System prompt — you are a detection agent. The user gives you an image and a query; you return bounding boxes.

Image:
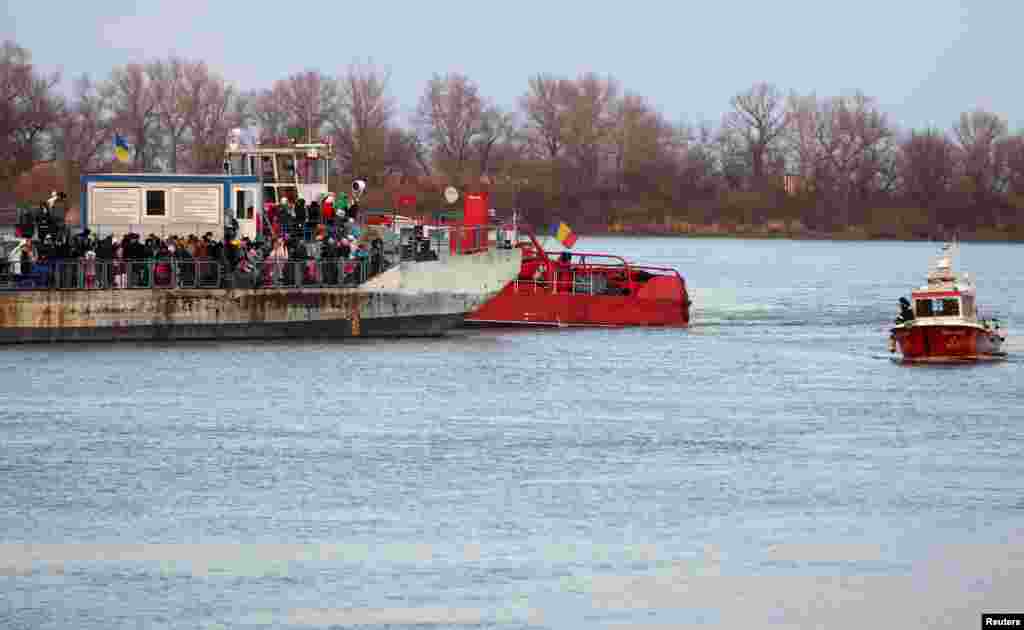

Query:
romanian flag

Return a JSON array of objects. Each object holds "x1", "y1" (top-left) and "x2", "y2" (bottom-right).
[
  {"x1": 114, "y1": 134, "x2": 130, "y2": 163},
  {"x1": 552, "y1": 221, "x2": 578, "y2": 248}
]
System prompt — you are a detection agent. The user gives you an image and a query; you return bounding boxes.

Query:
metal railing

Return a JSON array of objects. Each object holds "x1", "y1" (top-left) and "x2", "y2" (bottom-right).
[
  {"x1": 0, "y1": 258, "x2": 371, "y2": 291},
  {"x1": 0, "y1": 223, "x2": 504, "y2": 290},
  {"x1": 79, "y1": 224, "x2": 225, "y2": 241},
  {"x1": 71, "y1": 222, "x2": 501, "y2": 257},
  {"x1": 511, "y1": 273, "x2": 606, "y2": 296},
  {"x1": 395, "y1": 224, "x2": 501, "y2": 261},
  {"x1": 511, "y1": 262, "x2": 684, "y2": 298}
]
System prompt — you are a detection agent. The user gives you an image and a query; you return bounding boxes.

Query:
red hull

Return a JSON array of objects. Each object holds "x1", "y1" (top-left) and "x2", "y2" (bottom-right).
[
  {"x1": 468, "y1": 278, "x2": 689, "y2": 327},
  {"x1": 465, "y1": 224, "x2": 689, "y2": 327},
  {"x1": 891, "y1": 324, "x2": 1003, "y2": 360}
]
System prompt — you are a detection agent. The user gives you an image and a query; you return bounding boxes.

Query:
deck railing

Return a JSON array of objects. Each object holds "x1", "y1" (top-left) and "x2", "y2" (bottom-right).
[
  {"x1": 0, "y1": 223, "x2": 506, "y2": 291},
  {"x1": 0, "y1": 258, "x2": 372, "y2": 291},
  {"x1": 511, "y1": 262, "x2": 684, "y2": 297},
  {"x1": 395, "y1": 224, "x2": 504, "y2": 261}
]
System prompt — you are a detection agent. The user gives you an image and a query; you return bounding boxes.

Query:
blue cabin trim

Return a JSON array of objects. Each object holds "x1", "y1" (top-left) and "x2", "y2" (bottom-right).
[{"x1": 80, "y1": 174, "x2": 260, "y2": 225}]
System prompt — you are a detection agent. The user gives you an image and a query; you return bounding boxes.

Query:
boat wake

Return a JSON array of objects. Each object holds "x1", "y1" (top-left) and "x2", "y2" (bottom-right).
[
  {"x1": 693, "y1": 305, "x2": 891, "y2": 329},
  {"x1": 998, "y1": 337, "x2": 1024, "y2": 354},
  {"x1": 691, "y1": 287, "x2": 895, "y2": 329}
]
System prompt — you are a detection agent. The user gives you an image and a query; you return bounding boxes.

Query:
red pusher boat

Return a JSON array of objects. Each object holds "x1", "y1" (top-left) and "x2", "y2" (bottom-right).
[
  {"x1": 889, "y1": 241, "x2": 1007, "y2": 363},
  {"x1": 465, "y1": 221, "x2": 690, "y2": 327}
]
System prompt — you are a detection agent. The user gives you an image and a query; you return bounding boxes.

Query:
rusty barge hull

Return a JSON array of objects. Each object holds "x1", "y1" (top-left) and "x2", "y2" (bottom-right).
[
  {"x1": 0, "y1": 287, "x2": 478, "y2": 343},
  {"x1": 0, "y1": 235, "x2": 522, "y2": 344}
]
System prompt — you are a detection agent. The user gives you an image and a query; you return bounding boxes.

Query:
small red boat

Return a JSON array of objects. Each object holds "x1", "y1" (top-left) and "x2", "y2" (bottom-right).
[
  {"x1": 889, "y1": 242, "x2": 1006, "y2": 362},
  {"x1": 466, "y1": 224, "x2": 690, "y2": 327}
]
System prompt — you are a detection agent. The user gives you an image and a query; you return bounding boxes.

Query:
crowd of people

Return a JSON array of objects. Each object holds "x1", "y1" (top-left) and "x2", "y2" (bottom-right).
[
  {"x1": 2, "y1": 194, "x2": 393, "y2": 290},
  {"x1": 254, "y1": 193, "x2": 359, "y2": 243}
]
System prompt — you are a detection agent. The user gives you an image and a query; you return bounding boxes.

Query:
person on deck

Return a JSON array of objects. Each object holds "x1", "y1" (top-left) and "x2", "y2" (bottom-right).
[
  {"x1": 113, "y1": 240, "x2": 127, "y2": 288},
  {"x1": 555, "y1": 251, "x2": 573, "y2": 292},
  {"x1": 896, "y1": 297, "x2": 915, "y2": 324},
  {"x1": 279, "y1": 197, "x2": 295, "y2": 237},
  {"x1": 321, "y1": 194, "x2": 336, "y2": 238},
  {"x1": 295, "y1": 198, "x2": 309, "y2": 240},
  {"x1": 307, "y1": 200, "x2": 321, "y2": 231},
  {"x1": 82, "y1": 249, "x2": 98, "y2": 289},
  {"x1": 337, "y1": 192, "x2": 350, "y2": 222},
  {"x1": 347, "y1": 242, "x2": 366, "y2": 284},
  {"x1": 268, "y1": 237, "x2": 289, "y2": 285}
]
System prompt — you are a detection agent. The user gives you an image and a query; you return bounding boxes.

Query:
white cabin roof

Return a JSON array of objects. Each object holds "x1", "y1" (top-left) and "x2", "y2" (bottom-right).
[{"x1": 914, "y1": 242, "x2": 975, "y2": 295}]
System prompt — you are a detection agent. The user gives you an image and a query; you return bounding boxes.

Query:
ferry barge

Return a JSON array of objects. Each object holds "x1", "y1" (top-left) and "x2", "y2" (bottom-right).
[
  {"x1": 889, "y1": 242, "x2": 1006, "y2": 362},
  {"x1": 0, "y1": 243, "x2": 519, "y2": 343},
  {"x1": 0, "y1": 143, "x2": 520, "y2": 343}
]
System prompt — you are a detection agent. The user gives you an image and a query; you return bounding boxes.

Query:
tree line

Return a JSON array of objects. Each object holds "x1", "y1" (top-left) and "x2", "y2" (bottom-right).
[{"x1": 3, "y1": 39, "x2": 1023, "y2": 238}]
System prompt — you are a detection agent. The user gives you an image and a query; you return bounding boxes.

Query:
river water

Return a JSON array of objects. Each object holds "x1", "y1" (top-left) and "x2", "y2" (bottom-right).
[{"x1": 2, "y1": 237, "x2": 1023, "y2": 629}]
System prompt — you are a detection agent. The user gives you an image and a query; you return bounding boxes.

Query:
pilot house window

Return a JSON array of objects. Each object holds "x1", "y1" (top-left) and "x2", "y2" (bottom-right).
[
  {"x1": 939, "y1": 298, "x2": 960, "y2": 316},
  {"x1": 915, "y1": 297, "x2": 960, "y2": 318}
]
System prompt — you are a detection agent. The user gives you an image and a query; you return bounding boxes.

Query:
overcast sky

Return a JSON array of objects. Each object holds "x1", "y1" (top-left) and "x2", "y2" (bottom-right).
[{"x1": 2, "y1": 0, "x2": 1019, "y2": 132}]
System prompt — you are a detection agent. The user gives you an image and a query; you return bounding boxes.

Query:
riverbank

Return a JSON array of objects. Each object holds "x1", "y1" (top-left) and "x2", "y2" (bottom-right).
[{"x1": 604, "y1": 221, "x2": 1024, "y2": 242}]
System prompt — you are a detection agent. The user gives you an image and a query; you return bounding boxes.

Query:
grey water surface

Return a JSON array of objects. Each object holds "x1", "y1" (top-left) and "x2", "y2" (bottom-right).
[{"x1": 2, "y1": 237, "x2": 1023, "y2": 629}]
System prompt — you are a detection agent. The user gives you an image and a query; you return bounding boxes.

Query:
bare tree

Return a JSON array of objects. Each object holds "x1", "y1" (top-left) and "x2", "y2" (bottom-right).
[
  {"x1": 996, "y1": 133, "x2": 1024, "y2": 195},
  {"x1": 408, "y1": 131, "x2": 433, "y2": 177},
  {"x1": 148, "y1": 58, "x2": 192, "y2": 172},
  {"x1": 561, "y1": 73, "x2": 619, "y2": 188},
  {"x1": 54, "y1": 74, "x2": 113, "y2": 172},
  {"x1": 678, "y1": 120, "x2": 720, "y2": 197},
  {"x1": 715, "y1": 125, "x2": 748, "y2": 192},
  {"x1": 783, "y1": 91, "x2": 819, "y2": 184},
  {"x1": 611, "y1": 92, "x2": 681, "y2": 193},
  {"x1": 611, "y1": 93, "x2": 648, "y2": 189},
  {"x1": 381, "y1": 127, "x2": 427, "y2": 176},
  {"x1": 181, "y1": 62, "x2": 239, "y2": 172},
  {"x1": 103, "y1": 63, "x2": 160, "y2": 170},
  {"x1": 415, "y1": 72, "x2": 485, "y2": 178},
  {"x1": 519, "y1": 73, "x2": 572, "y2": 160},
  {"x1": 861, "y1": 132, "x2": 900, "y2": 197},
  {"x1": 898, "y1": 128, "x2": 957, "y2": 216},
  {"x1": 953, "y1": 109, "x2": 1008, "y2": 198},
  {"x1": 724, "y1": 82, "x2": 787, "y2": 186},
  {"x1": 785, "y1": 91, "x2": 893, "y2": 226},
  {"x1": 333, "y1": 61, "x2": 394, "y2": 177},
  {"x1": 248, "y1": 87, "x2": 288, "y2": 142},
  {"x1": 269, "y1": 70, "x2": 340, "y2": 144},
  {"x1": 0, "y1": 41, "x2": 62, "y2": 185},
  {"x1": 474, "y1": 106, "x2": 516, "y2": 178}
]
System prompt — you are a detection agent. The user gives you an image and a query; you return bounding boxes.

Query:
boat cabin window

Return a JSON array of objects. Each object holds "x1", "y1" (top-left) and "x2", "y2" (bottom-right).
[
  {"x1": 227, "y1": 155, "x2": 248, "y2": 175},
  {"x1": 261, "y1": 156, "x2": 275, "y2": 181},
  {"x1": 961, "y1": 295, "x2": 976, "y2": 318},
  {"x1": 915, "y1": 297, "x2": 960, "y2": 318},
  {"x1": 145, "y1": 190, "x2": 166, "y2": 217},
  {"x1": 297, "y1": 157, "x2": 326, "y2": 185},
  {"x1": 235, "y1": 190, "x2": 255, "y2": 219}
]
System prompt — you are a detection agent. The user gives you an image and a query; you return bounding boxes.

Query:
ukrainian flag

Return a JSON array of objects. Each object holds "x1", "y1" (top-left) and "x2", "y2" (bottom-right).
[
  {"x1": 552, "y1": 220, "x2": 578, "y2": 248},
  {"x1": 114, "y1": 134, "x2": 130, "y2": 163}
]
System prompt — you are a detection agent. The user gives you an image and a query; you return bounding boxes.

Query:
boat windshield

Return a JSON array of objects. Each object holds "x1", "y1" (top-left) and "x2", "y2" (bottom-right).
[
  {"x1": 915, "y1": 297, "x2": 960, "y2": 318},
  {"x1": 962, "y1": 294, "x2": 976, "y2": 318}
]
